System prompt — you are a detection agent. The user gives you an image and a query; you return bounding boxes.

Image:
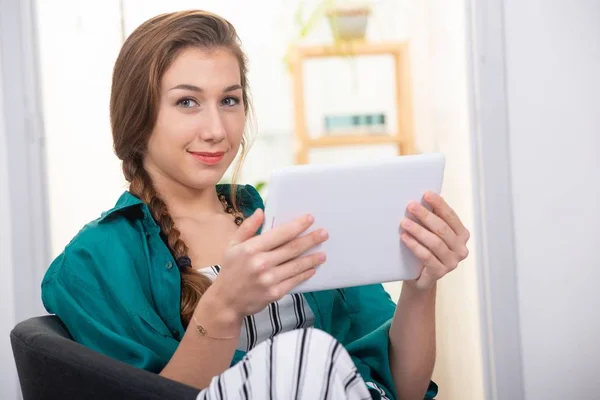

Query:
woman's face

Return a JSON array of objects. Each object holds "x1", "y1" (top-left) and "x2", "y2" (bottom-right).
[{"x1": 144, "y1": 47, "x2": 245, "y2": 192}]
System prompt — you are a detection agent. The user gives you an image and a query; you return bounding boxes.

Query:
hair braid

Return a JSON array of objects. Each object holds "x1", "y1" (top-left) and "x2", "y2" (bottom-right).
[{"x1": 125, "y1": 159, "x2": 212, "y2": 327}]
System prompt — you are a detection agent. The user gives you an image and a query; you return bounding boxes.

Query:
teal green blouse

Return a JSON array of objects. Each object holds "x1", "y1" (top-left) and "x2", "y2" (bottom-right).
[{"x1": 41, "y1": 184, "x2": 437, "y2": 400}]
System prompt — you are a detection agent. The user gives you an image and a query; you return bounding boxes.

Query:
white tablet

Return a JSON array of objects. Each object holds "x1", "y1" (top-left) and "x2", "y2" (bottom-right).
[{"x1": 261, "y1": 153, "x2": 446, "y2": 293}]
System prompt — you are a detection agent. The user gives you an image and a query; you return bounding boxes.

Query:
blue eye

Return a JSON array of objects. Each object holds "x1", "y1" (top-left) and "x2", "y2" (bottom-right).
[
  {"x1": 222, "y1": 96, "x2": 240, "y2": 107},
  {"x1": 177, "y1": 98, "x2": 198, "y2": 108}
]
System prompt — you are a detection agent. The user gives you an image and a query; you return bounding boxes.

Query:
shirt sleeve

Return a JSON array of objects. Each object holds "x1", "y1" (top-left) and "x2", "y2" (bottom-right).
[
  {"x1": 41, "y1": 251, "x2": 179, "y2": 373},
  {"x1": 341, "y1": 284, "x2": 439, "y2": 400}
]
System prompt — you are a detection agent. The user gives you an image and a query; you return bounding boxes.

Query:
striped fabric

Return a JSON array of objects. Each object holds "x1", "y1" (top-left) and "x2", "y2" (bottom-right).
[
  {"x1": 198, "y1": 266, "x2": 391, "y2": 399},
  {"x1": 196, "y1": 328, "x2": 376, "y2": 400},
  {"x1": 199, "y1": 265, "x2": 315, "y2": 352}
]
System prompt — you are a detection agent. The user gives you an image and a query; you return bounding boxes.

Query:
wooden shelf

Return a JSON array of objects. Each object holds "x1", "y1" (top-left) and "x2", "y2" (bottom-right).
[
  {"x1": 293, "y1": 41, "x2": 408, "y2": 59},
  {"x1": 289, "y1": 41, "x2": 415, "y2": 164},
  {"x1": 307, "y1": 134, "x2": 404, "y2": 148}
]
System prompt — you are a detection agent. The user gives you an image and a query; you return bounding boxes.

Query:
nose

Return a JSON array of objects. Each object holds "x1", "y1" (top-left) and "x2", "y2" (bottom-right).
[{"x1": 199, "y1": 105, "x2": 226, "y2": 143}]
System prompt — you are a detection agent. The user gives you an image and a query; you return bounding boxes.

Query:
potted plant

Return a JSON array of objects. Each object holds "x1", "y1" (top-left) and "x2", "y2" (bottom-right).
[
  {"x1": 283, "y1": 0, "x2": 373, "y2": 68},
  {"x1": 326, "y1": 2, "x2": 372, "y2": 42}
]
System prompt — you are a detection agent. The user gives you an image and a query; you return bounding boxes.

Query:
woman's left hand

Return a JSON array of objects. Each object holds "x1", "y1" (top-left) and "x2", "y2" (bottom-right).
[{"x1": 400, "y1": 191, "x2": 470, "y2": 291}]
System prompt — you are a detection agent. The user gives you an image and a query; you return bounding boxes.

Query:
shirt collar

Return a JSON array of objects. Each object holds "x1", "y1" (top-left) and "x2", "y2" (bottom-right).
[
  {"x1": 97, "y1": 184, "x2": 238, "y2": 224},
  {"x1": 97, "y1": 190, "x2": 149, "y2": 223}
]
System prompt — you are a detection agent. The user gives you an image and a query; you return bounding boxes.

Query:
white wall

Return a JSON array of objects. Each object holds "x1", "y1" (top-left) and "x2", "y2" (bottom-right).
[
  {"x1": 0, "y1": 39, "x2": 20, "y2": 400},
  {"x1": 35, "y1": 0, "x2": 127, "y2": 256},
  {"x1": 503, "y1": 1, "x2": 600, "y2": 399},
  {"x1": 1, "y1": 0, "x2": 49, "y2": 397},
  {"x1": 425, "y1": 1, "x2": 484, "y2": 398}
]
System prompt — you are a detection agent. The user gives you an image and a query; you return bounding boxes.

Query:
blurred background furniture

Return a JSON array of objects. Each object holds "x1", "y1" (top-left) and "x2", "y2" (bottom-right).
[{"x1": 288, "y1": 41, "x2": 416, "y2": 164}]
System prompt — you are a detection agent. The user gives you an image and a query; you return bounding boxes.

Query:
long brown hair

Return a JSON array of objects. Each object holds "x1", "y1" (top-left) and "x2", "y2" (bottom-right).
[{"x1": 110, "y1": 10, "x2": 252, "y2": 327}]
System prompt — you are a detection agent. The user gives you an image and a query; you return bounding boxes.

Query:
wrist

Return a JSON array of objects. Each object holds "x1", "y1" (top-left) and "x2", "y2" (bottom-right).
[
  {"x1": 194, "y1": 288, "x2": 243, "y2": 337},
  {"x1": 401, "y1": 281, "x2": 437, "y2": 304}
]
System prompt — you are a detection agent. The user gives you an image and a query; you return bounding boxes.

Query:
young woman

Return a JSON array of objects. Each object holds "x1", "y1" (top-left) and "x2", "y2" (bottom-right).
[{"x1": 41, "y1": 10, "x2": 469, "y2": 400}]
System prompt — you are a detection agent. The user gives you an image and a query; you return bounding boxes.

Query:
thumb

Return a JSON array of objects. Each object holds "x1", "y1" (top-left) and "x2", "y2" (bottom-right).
[{"x1": 230, "y1": 208, "x2": 264, "y2": 246}]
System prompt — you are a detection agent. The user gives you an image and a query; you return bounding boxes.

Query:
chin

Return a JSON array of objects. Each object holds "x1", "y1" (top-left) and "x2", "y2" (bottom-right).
[{"x1": 185, "y1": 171, "x2": 226, "y2": 190}]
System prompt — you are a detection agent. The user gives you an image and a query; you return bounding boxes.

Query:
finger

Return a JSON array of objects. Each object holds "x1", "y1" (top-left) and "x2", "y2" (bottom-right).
[
  {"x1": 272, "y1": 266, "x2": 318, "y2": 300},
  {"x1": 248, "y1": 213, "x2": 316, "y2": 252},
  {"x1": 424, "y1": 192, "x2": 470, "y2": 240},
  {"x1": 401, "y1": 218, "x2": 456, "y2": 267},
  {"x1": 266, "y1": 228, "x2": 328, "y2": 266},
  {"x1": 407, "y1": 201, "x2": 462, "y2": 251},
  {"x1": 402, "y1": 232, "x2": 451, "y2": 276},
  {"x1": 229, "y1": 208, "x2": 265, "y2": 247},
  {"x1": 271, "y1": 251, "x2": 326, "y2": 284}
]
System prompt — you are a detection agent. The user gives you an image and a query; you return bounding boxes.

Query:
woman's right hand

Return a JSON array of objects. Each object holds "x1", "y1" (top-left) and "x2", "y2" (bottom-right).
[{"x1": 203, "y1": 208, "x2": 327, "y2": 321}]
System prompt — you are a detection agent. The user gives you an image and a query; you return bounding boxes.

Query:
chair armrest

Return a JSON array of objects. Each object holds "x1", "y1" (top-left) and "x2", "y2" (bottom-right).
[{"x1": 10, "y1": 316, "x2": 200, "y2": 400}]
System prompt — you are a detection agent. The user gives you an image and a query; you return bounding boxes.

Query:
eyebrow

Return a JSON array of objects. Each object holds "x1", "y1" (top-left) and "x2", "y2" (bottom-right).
[{"x1": 168, "y1": 84, "x2": 243, "y2": 93}]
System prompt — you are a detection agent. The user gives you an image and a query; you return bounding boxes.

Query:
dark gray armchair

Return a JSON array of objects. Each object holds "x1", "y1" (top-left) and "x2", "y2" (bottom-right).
[{"x1": 10, "y1": 315, "x2": 200, "y2": 400}]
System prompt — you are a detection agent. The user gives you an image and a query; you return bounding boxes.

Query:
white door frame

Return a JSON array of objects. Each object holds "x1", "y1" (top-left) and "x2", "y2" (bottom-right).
[
  {"x1": 466, "y1": 0, "x2": 526, "y2": 399},
  {"x1": 1, "y1": 0, "x2": 49, "y2": 398},
  {"x1": 0, "y1": 0, "x2": 50, "y2": 321}
]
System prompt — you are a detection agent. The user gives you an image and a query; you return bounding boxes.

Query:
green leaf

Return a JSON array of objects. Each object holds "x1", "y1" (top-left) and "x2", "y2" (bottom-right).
[{"x1": 254, "y1": 181, "x2": 267, "y2": 193}]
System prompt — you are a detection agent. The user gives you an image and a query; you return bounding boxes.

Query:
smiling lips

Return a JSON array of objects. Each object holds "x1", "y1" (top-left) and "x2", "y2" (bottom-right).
[{"x1": 189, "y1": 151, "x2": 225, "y2": 165}]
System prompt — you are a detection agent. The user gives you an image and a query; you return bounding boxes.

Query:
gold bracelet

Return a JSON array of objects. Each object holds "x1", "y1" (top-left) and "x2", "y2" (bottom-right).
[{"x1": 192, "y1": 314, "x2": 236, "y2": 340}]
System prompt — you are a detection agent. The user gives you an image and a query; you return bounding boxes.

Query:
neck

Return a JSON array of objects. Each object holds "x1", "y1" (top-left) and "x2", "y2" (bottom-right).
[{"x1": 144, "y1": 164, "x2": 223, "y2": 219}]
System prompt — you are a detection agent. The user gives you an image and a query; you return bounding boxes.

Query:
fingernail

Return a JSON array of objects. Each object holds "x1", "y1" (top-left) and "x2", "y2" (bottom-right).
[
  {"x1": 408, "y1": 203, "x2": 419, "y2": 213},
  {"x1": 319, "y1": 253, "x2": 327, "y2": 262},
  {"x1": 402, "y1": 218, "x2": 413, "y2": 228},
  {"x1": 320, "y1": 229, "x2": 329, "y2": 239},
  {"x1": 306, "y1": 214, "x2": 314, "y2": 223}
]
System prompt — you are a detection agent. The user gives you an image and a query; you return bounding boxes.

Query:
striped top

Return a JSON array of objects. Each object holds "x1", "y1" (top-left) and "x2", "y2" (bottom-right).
[{"x1": 198, "y1": 265, "x2": 315, "y2": 352}]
